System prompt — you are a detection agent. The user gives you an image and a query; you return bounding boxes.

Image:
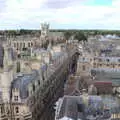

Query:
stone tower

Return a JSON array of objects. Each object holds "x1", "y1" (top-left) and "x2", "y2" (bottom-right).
[
  {"x1": 40, "y1": 22, "x2": 49, "y2": 47},
  {"x1": 40, "y1": 22, "x2": 49, "y2": 38},
  {"x1": 0, "y1": 45, "x2": 14, "y2": 102},
  {"x1": 3, "y1": 45, "x2": 13, "y2": 70},
  {"x1": 76, "y1": 53, "x2": 92, "y2": 76}
]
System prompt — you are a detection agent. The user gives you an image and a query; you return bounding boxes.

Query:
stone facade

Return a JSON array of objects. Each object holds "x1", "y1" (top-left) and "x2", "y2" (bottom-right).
[{"x1": 0, "y1": 39, "x2": 78, "y2": 120}]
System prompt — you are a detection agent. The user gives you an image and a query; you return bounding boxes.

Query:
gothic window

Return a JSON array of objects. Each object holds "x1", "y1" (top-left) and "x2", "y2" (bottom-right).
[
  {"x1": 16, "y1": 62, "x2": 20, "y2": 73},
  {"x1": 31, "y1": 42, "x2": 33, "y2": 46},
  {"x1": 33, "y1": 84, "x2": 35, "y2": 92},
  {"x1": 14, "y1": 96, "x2": 18, "y2": 101},
  {"x1": 99, "y1": 59, "x2": 102, "y2": 62},
  {"x1": 23, "y1": 43, "x2": 25, "y2": 48},
  {"x1": 17, "y1": 43, "x2": 19, "y2": 48},
  {"x1": 14, "y1": 43, "x2": 16, "y2": 47},
  {"x1": 15, "y1": 106, "x2": 19, "y2": 113},
  {"x1": 28, "y1": 42, "x2": 31, "y2": 47},
  {"x1": 1, "y1": 106, "x2": 4, "y2": 114},
  {"x1": 82, "y1": 65, "x2": 86, "y2": 71},
  {"x1": 106, "y1": 59, "x2": 110, "y2": 62},
  {"x1": 20, "y1": 42, "x2": 22, "y2": 48},
  {"x1": 38, "y1": 80, "x2": 40, "y2": 85}
]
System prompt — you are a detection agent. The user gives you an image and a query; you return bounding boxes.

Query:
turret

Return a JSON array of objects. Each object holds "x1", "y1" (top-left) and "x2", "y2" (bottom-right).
[{"x1": 3, "y1": 45, "x2": 13, "y2": 71}]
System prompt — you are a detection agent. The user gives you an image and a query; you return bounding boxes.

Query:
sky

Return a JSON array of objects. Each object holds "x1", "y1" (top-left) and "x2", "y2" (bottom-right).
[{"x1": 0, "y1": 0, "x2": 120, "y2": 30}]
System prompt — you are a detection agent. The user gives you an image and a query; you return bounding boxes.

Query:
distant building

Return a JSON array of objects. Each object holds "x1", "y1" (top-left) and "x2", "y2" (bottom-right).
[
  {"x1": 0, "y1": 42, "x2": 74, "y2": 120},
  {"x1": 55, "y1": 95, "x2": 109, "y2": 120}
]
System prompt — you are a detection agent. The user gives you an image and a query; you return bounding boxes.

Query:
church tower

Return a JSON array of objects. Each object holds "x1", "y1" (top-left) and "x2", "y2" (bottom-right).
[
  {"x1": 0, "y1": 45, "x2": 14, "y2": 102},
  {"x1": 40, "y1": 22, "x2": 49, "y2": 38},
  {"x1": 3, "y1": 45, "x2": 13, "y2": 70},
  {"x1": 40, "y1": 22, "x2": 49, "y2": 47}
]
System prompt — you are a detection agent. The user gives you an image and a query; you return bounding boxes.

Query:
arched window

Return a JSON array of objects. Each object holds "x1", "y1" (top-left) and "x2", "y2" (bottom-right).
[
  {"x1": 23, "y1": 43, "x2": 25, "y2": 48},
  {"x1": 38, "y1": 80, "x2": 40, "y2": 85},
  {"x1": 15, "y1": 106, "x2": 19, "y2": 113},
  {"x1": 14, "y1": 96, "x2": 18, "y2": 101},
  {"x1": 16, "y1": 62, "x2": 20, "y2": 73},
  {"x1": 28, "y1": 42, "x2": 31, "y2": 47},
  {"x1": 106, "y1": 59, "x2": 110, "y2": 62},
  {"x1": 82, "y1": 65, "x2": 85, "y2": 71},
  {"x1": 20, "y1": 42, "x2": 22, "y2": 48},
  {"x1": 14, "y1": 43, "x2": 16, "y2": 47},
  {"x1": 33, "y1": 84, "x2": 35, "y2": 91},
  {"x1": 17, "y1": 43, "x2": 19, "y2": 48},
  {"x1": 31, "y1": 42, "x2": 33, "y2": 46}
]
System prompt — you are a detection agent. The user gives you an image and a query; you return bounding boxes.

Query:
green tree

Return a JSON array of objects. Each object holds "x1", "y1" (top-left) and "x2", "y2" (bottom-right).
[
  {"x1": 64, "y1": 31, "x2": 72, "y2": 40},
  {"x1": 74, "y1": 31, "x2": 87, "y2": 41}
]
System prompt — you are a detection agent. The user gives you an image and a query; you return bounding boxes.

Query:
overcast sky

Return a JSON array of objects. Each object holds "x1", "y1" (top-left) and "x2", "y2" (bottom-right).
[{"x1": 0, "y1": 0, "x2": 120, "y2": 30}]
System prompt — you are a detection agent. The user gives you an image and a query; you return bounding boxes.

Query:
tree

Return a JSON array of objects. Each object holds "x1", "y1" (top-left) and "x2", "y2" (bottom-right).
[
  {"x1": 64, "y1": 31, "x2": 72, "y2": 40},
  {"x1": 74, "y1": 31, "x2": 87, "y2": 41}
]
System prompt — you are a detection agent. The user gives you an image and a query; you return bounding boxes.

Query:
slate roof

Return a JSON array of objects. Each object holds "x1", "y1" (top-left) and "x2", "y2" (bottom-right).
[
  {"x1": 57, "y1": 96, "x2": 84, "y2": 120},
  {"x1": 91, "y1": 69, "x2": 120, "y2": 86},
  {"x1": 11, "y1": 70, "x2": 39, "y2": 99},
  {"x1": 57, "y1": 95, "x2": 107, "y2": 120}
]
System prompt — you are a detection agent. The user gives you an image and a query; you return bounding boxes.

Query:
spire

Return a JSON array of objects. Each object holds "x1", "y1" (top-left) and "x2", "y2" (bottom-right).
[
  {"x1": 47, "y1": 41, "x2": 52, "y2": 51},
  {"x1": 3, "y1": 46, "x2": 9, "y2": 70},
  {"x1": 3, "y1": 45, "x2": 13, "y2": 71}
]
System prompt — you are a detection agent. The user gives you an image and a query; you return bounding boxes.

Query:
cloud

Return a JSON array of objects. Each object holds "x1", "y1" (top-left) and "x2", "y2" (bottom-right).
[
  {"x1": 43, "y1": 0, "x2": 84, "y2": 9},
  {"x1": 0, "y1": 0, "x2": 120, "y2": 29}
]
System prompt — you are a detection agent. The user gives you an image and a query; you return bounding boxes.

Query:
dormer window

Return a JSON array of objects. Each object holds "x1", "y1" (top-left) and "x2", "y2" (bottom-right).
[
  {"x1": 14, "y1": 96, "x2": 18, "y2": 101},
  {"x1": 83, "y1": 57, "x2": 85, "y2": 61}
]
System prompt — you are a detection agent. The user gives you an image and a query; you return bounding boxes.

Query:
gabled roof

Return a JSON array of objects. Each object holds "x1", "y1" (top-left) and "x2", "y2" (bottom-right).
[{"x1": 11, "y1": 70, "x2": 39, "y2": 99}]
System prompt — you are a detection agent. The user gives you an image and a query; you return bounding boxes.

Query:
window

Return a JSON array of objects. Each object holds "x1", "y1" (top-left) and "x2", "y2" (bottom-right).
[
  {"x1": 1, "y1": 106, "x2": 4, "y2": 114},
  {"x1": 14, "y1": 43, "x2": 16, "y2": 47},
  {"x1": 14, "y1": 96, "x2": 18, "y2": 101},
  {"x1": 33, "y1": 84, "x2": 35, "y2": 91},
  {"x1": 23, "y1": 43, "x2": 25, "y2": 48},
  {"x1": 118, "y1": 59, "x2": 120, "y2": 62},
  {"x1": 17, "y1": 43, "x2": 19, "y2": 48},
  {"x1": 38, "y1": 80, "x2": 40, "y2": 85},
  {"x1": 16, "y1": 118, "x2": 19, "y2": 120},
  {"x1": 99, "y1": 59, "x2": 102, "y2": 62},
  {"x1": 82, "y1": 65, "x2": 85, "y2": 71},
  {"x1": 28, "y1": 42, "x2": 31, "y2": 47},
  {"x1": 15, "y1": 107, "x2": 19, "y2": 113},
  {"x1": 31, "y1": 42, "x2": 33, "y2": 46},
  {"x1": 106, "y1": 59, "x2": 110, "y2": 62}
]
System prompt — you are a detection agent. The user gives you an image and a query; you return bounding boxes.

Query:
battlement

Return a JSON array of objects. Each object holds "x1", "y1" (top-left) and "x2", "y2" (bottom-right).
[{"x1": 41, "y1": 22, "x2": 49, "y2": 30}]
